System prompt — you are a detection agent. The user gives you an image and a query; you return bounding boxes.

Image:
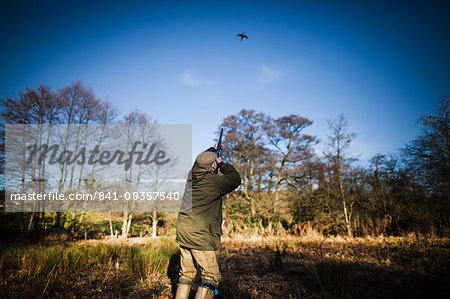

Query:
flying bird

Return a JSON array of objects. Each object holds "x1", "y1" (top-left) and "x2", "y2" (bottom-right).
[{"x1": 237, "y1": 32, "x2": 248, "y2": 41}]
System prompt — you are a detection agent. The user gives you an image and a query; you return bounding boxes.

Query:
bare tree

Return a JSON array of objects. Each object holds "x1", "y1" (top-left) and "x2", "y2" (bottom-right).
[
  {"x1": 120, "y1": 110, "x2": 157, "y2": 238},
  {"x1": 221, "y1": 109, "x2": 267, "y2": 218},
  {"x1": 404, "y1": 97, "x2": 449, "y2": 233},
  {"x1": 1, "y1": 84, "x2": 61, "y2": 232},
  {"x1": 264, "y1": 114, "x2": 315, "y2": 218},
  {"x1": 325, "y1": 114, "x2": 357, "y2": 238}
]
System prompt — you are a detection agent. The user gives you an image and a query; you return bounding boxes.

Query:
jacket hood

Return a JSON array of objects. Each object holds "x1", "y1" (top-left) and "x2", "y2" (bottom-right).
[{"x1": 191, "y1": 163, "x2": 210, "y2": 185}]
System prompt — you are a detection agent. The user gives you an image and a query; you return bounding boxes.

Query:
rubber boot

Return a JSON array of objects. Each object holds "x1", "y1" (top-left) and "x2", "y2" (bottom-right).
[
  {"x1": 194, "y1": 286, "x2": 214, "y2": 299},
  {"x1": 175, "y1": 283, "x2": 191, "y2": 299}
]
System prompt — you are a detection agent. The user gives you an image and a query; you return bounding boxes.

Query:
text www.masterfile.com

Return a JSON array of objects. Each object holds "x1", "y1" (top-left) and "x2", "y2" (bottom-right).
[{"x1": 9, "y1": 191, "x2": 181, "y2": 201}]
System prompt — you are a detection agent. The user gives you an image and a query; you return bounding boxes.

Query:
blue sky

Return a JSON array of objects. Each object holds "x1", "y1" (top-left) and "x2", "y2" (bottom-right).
[{"x1": 1, "y1": 0, "x2": 449, "y2": 163}]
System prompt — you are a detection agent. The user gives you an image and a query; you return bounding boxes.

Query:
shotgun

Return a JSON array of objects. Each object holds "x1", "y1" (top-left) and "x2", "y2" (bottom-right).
[
  {"x1": 216, "y1": 128, "x2": 223, "y2": 157},
  {"x1": 214, "y1": 129, "x2": 223, "y2": 174}
]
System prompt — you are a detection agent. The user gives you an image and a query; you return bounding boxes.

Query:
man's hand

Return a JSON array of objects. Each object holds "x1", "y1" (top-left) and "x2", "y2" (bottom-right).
[{"x1": 212, "y1": 157, "x2": 223, "y2": 174}]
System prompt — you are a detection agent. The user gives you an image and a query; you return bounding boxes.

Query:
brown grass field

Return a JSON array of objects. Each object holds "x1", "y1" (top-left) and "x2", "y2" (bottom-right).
[{"x1": 0, "y1": 234, "x2": 449, "y2": 298}]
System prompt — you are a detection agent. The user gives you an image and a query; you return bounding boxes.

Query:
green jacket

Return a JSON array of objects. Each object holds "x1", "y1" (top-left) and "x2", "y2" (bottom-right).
[{"x1": 176, "y1": 148, "x2": 241, "y2": 251}]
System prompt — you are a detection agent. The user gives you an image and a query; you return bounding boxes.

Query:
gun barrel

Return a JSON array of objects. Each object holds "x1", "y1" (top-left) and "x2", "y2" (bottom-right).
[{"x1": 216, "y1": 128, "x2": 223, "y2": 157}]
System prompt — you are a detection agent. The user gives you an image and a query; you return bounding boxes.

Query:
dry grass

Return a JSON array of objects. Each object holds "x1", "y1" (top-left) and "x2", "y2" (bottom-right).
[
  {"x1": 217, "y1": 235, "x2": 450, "y2": 298},
  {"x1": 0, "y1": 234, "x2": 449, "y2": 298},
  {"x1": 0, "y1": 236, "x2": 177, "y2": 298}
]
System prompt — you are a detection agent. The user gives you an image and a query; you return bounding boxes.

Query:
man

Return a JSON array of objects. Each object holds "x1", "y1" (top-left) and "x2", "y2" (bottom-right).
[{"x1": 175, "y1": 144, "x2": 241, "y2": 299}]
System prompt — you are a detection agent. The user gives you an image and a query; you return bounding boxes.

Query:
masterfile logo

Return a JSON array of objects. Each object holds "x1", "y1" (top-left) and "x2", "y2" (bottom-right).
[{"x1": 5, "y1": 124, "x2": 192, "y2": 212}]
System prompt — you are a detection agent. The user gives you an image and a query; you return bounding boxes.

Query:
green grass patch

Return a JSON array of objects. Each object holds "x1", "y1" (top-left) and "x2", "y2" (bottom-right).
[{"x1": 0, "y1": 238, "x2": 178, "y2": 285}]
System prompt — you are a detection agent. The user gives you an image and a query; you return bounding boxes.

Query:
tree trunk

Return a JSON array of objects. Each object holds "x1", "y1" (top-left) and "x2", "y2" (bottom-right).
[
  {"x1": 152, "y1": 208, "x2": 158, "y2": 238},
  {"x1": 122, "y1": 211, "x2": 129, "y2": 238},
  {"x1": 338, "y1": 170, "x2": 352, "y2": 238},
  {"x1": 273, "y1": 157, "x2": 286, "y2": 215},
  {"x1": 126, "y1": 214, "x2": 133, "y2": 236},
  {"x1": 109, "y1": 212, "x2": 114, "y2": 239}
]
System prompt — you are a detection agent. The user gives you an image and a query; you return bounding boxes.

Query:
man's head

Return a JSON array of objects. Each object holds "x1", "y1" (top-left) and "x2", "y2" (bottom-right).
[{"x1": 196, "y1": 151, "x2": 217, "y2": 172}]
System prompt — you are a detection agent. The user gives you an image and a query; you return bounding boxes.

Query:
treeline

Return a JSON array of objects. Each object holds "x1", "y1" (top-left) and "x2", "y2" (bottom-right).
[
  {"x1": 0, "y1": 82, "x2": 165, "y2": 239},
  {"x1": 220, "y1": 100, "x2": 449, "y2": 237},
  {"x1": 1, "y1": 82, "x2": 448, "y2": 239}
]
